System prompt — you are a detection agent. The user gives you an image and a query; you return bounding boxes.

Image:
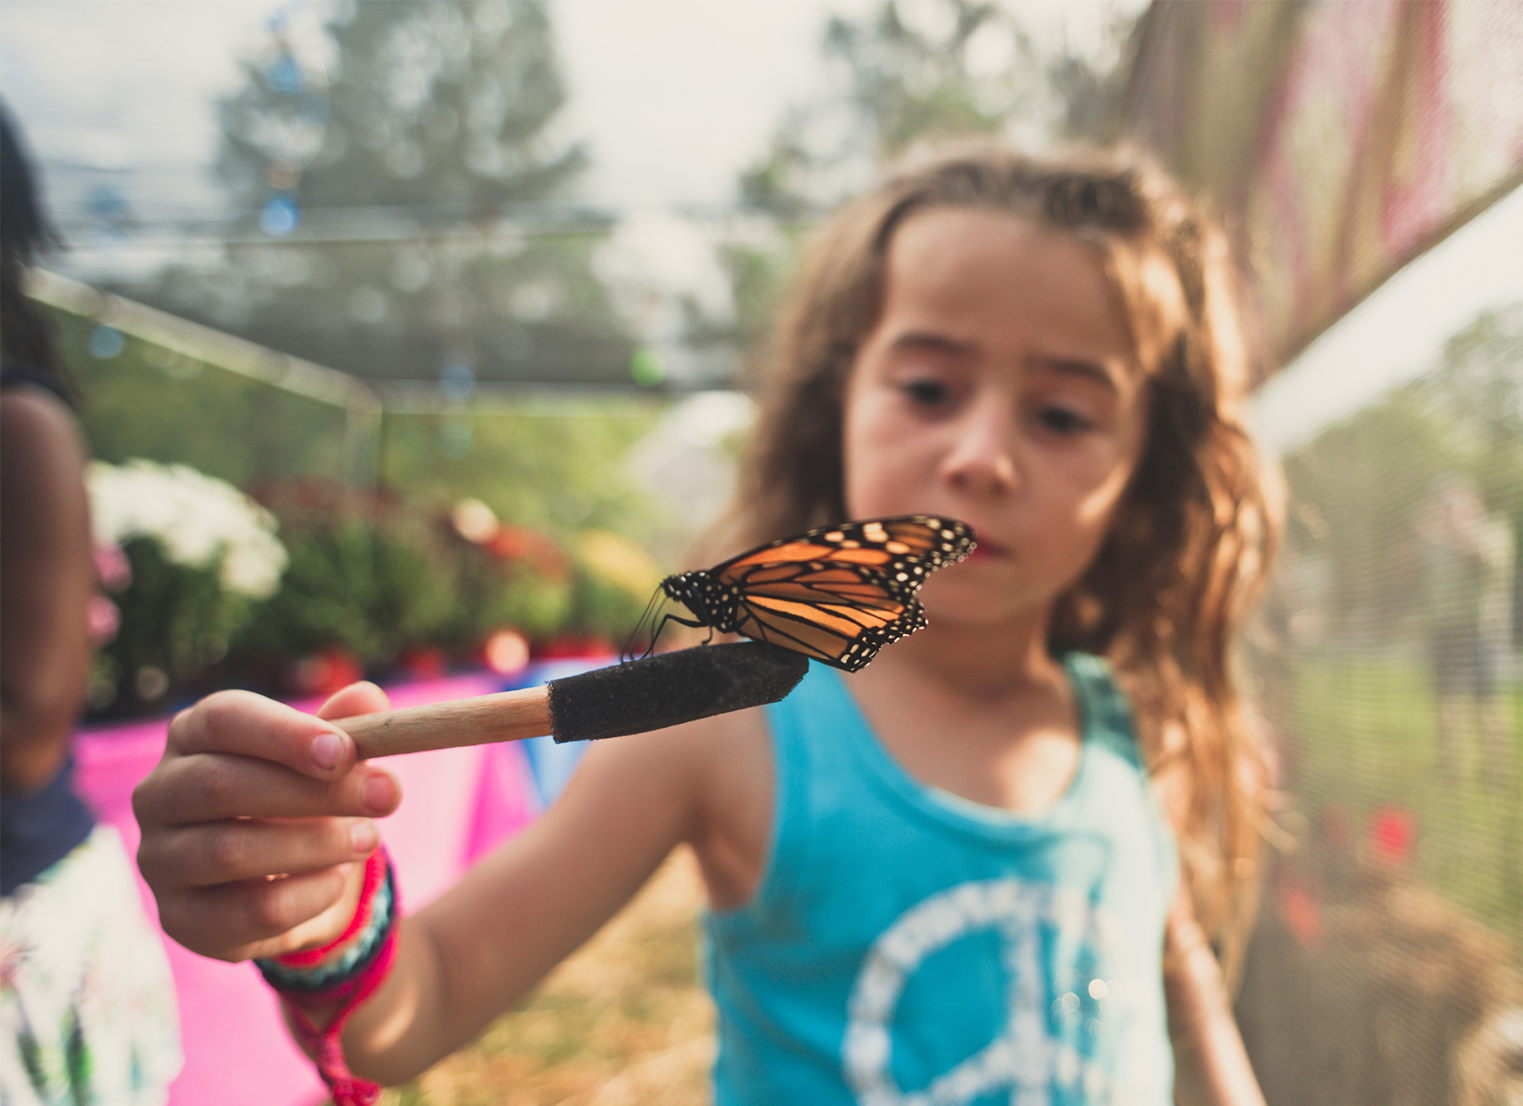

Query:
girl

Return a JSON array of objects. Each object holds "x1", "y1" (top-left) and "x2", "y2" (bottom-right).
[
  {"x1": 2, "y1": 105, "x2": 182, "y2": 1106},
  {"x1": 133, "y1": 141, "x2": 1276, "y2": 1105}
]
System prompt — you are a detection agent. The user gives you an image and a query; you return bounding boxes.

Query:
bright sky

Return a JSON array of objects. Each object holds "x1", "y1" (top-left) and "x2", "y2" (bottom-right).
[
  {"x1": 0, "y1": 0, "x2": 1145, "y2": 343},
  {"x1": 2, "y1": 0, "x2": 1514, "y2": 423},
  {"x1": 0, "y1": 0, "x2": 1140, "y2": 219},
  {"x1": 1249, "y1": 183, "x2": 1523, "y2": 456}
]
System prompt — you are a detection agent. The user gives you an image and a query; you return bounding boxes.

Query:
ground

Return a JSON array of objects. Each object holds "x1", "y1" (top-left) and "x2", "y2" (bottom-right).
[{"x1": 394, "y1": 847, "x2": 714, "y2": 1106}]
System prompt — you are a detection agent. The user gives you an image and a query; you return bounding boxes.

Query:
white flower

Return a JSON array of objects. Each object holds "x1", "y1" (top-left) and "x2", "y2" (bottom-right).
[{"x1": 87, "y1": 460, "x2": 287, "y2": 599}]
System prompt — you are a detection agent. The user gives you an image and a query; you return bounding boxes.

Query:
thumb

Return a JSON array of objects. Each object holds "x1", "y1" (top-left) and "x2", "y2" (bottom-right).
[
  {"x1": 315, "y1": 681, "x2": 403, "y2": 814},
  {"x1": 317, "y1": 680, "x2": 391, "y2": 722}
]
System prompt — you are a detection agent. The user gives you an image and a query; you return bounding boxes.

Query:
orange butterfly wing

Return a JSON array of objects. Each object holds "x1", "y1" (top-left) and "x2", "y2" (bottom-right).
[{"x1": 709, "y1": 515, "x2": 975, "y2": 671}]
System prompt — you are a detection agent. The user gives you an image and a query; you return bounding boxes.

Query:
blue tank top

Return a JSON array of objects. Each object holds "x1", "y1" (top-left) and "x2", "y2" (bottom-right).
[{"x1": 704, "y1": 654, "x2": 1178, "y2": 1105}]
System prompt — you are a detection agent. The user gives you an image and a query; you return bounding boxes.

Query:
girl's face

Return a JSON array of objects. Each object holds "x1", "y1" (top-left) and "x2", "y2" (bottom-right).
[{"x1": 841, "y1": 206, "x2": 1149, "y2": 631}]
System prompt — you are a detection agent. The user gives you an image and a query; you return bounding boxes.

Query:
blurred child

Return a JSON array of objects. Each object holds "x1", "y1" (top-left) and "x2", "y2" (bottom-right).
[
  {"x1": 133, "y1": 140, "x2": 1277, "y2": 1105},
  {"x1": 2, "y1": 103, "x2": 181, "y2": 1106}
]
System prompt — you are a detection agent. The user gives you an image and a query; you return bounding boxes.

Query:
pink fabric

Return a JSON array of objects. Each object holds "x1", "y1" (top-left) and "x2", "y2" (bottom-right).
[
  {"x1": 1121, "y1": 0, "x2": 1523, "y2": 363},
  {"x1": 71, "y1": 672, "x2": 540, "y2": 1106}
]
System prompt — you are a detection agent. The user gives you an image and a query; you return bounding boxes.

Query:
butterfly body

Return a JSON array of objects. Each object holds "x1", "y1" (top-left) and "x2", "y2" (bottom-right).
[{"x1": 654, "y1": 515, "x2": 975, "y2": 672}]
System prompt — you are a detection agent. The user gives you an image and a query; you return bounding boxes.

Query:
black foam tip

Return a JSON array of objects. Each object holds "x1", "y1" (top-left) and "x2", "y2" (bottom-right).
[{"x1": 545, "y1": 641, "x2": 810, "y2": 743}]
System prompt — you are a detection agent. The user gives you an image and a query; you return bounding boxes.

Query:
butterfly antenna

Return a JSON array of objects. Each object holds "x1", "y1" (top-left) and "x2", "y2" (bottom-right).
[{"x1": 621, "y1": 586, "x2": 668, "y2": 663}]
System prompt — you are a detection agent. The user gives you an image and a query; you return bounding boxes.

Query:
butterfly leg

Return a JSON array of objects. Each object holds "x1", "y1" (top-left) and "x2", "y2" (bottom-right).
[
  {"x1": 623, "y1": 609, "x2": 714, "y2": 661},
  {"x1": 651, "y1": 611, "x2": 714, "y2": 649}
]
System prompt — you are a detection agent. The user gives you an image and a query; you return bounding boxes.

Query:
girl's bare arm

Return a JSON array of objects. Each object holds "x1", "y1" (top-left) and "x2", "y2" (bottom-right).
[
  {"x1": 338, "y1": 717, "x2": 709, "y2": 1082},
  {"x1": 0, "y1": 389, "x2": 95, "y2": 791},
  {"x1": 1164, "y1": 883, "x2": 1267, "y2": 1106},
  {"x1": 134, "y1": 679, "x2": 714, "y2": 1084}
]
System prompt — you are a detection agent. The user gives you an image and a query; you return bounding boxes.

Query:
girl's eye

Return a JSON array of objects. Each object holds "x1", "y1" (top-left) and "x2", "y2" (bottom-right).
[
  {"x1": 900, "y1": 378, "x2": 950, "y2": 406},
  {"x1": 1037, "y1": 405, "x2": 1093, "y2": 435}
]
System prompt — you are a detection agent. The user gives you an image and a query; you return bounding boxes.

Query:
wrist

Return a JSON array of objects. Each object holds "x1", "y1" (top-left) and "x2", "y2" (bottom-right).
[
  {"x1": 255, "y1": 845, "x2": 400, "y2": 1106},
  {"x1": 259, "y1": 849, "x2": 394, "y2": 994}
]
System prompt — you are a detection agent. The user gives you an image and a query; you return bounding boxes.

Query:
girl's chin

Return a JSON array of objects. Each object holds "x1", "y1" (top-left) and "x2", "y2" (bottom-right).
[
  {"x1": 919, "y1": 586, "x2": 1030, "y2": 630},
  {"x1": 918, "y1": 568, "x2": 1055, "y2": 630}
]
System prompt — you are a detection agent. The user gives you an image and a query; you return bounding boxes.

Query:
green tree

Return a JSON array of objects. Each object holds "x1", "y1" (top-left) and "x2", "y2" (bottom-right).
[
  {"x1": 1419, "y1": 304, "x2": 1523, "y2": 643},
  {"x1": 1418, "y1": 305, "x2": 1523, "y2": 458},
  {"x1": 133, "y1": 0, "x2": 634, "y2": 389},
  {"x1": 739, "y1": 0, "x2": 1135, "y2": 216},
  {"x1": 1278, "y1": 304, "x2": 1523, "y2": 648},
  {"x1": 217, "y1": 0, "x2": 585, "y2": 212},
  {"x1": 715, "y1": 0, "x2": 1138, "y2": 360}
]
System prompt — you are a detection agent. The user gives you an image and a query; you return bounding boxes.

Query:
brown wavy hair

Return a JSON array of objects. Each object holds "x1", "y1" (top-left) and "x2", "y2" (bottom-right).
[{"x1": 721, "y1": 139, "x2": 1280, "y2": 975}]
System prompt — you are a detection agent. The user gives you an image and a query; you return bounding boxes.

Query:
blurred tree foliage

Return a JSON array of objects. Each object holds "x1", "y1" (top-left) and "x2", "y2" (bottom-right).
[
  {"x1": 232, "y1": 481, "x2": 562, "y2": 672},
  {"x1": 1279, "y1": 305, "x2": 1523, "y2": 647},
  {"x1": 53, "y1": 305, "x2": 669, "y2": 550},
  {"x1": 124, "y1": 0, "x2": 635, "y2": 388},
  {"x1": 56, "y1": 307, "x2": 351, "y2": 486},
  {"x1": 97, "y1": 537, "x2": 259, "y2": 715},
  {"x1": 739, "y1": 0, "x2": 1132, "y2": 216},
  {"x1": 377, "y1": 399, "x2": 666, "y2": 539},
  {"x1": 218, "y1": 0, "x2": 585, "y2": 212},
  {"x1": 708, "y1": 0, "x2": 1139, "y2": 365}
]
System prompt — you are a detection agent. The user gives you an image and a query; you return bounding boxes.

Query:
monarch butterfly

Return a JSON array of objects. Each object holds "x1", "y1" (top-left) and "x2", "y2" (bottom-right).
[{"x1": 642, "y1": 515, "x2": 976, "y2": 672}]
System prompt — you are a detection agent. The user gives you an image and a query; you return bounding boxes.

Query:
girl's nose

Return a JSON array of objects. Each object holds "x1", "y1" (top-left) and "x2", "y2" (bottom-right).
[{"x1": 939, "y1": 402, "x2": 1019, "y2": 495}]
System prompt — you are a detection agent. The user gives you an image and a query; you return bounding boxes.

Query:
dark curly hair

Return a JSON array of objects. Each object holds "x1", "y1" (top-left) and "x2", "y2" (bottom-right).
[{"x1": 1, "y1": 101, "x2": 68, "y2": 382}]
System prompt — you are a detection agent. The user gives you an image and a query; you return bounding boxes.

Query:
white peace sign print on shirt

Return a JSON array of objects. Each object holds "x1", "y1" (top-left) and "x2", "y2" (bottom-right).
[{"x1": 841, "y1": 876, "x2": 1162, "y2": 1105}]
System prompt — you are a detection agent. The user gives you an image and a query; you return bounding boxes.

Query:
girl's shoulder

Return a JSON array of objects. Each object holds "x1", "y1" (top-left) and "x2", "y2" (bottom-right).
[
  {"x1": 1, "y1": 359, "x2": 75, "y2": 409},
  {"x1": 0, "y1": 371, "x2": 88, "y2": 499}
]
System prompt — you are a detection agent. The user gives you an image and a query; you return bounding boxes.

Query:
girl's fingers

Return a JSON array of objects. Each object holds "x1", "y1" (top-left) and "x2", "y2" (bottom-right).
[
  {"x1": 157, "y1": 865, "x2": 358, "y2": 964},
  {"x1": 136, "y1": 748, "x2": 399, "y2": 827},
  {"x1": 167, "y1": 689, "x2": 361, "y2": 780},
  {"x1": 134, "y1": 685, "x2": 403, "y2": 963},
  {"x1": 316, "y1": 680, "x2": 390, "y2": 724},
  {"x1": 137, "y1": 811, "x2": 380, "y2": 891},
  {"x1": 136, "y1": 688, "x2": 404, "y2": 830}
]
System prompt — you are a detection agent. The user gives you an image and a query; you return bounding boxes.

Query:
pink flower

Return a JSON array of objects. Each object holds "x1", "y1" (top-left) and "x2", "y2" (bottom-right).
[
  {"x1": 94, "y1": 542, "x2": 131, "y2": 591},
  {"x1": 88, "y1": 595, "x2": 121, "y2": 646}
]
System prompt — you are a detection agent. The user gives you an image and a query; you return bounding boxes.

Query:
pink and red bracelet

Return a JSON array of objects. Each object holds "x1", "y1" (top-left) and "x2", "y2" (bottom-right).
[{"x1": 256, "y1": 846, "x2": 399, "y2": 1106}]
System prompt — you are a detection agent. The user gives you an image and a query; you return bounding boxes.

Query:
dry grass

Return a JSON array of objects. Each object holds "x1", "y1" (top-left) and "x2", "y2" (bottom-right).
[{"x1": 391, "y1": 848, "x2": 714, "y2": 1106}]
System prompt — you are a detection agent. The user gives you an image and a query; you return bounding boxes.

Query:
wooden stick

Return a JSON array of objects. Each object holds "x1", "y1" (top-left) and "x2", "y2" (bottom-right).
[
  {"x1": 334, "y1": 687, "x2": 552, "y2": 759},
  {"x1": 328, "y1": 642, "x2": 811, "y2": 760}
]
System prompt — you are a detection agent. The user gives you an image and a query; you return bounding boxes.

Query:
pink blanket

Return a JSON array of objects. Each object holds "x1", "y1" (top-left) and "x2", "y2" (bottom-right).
[{"x1": 74, "y1": 673, "x2": 541, "y2": 1106}]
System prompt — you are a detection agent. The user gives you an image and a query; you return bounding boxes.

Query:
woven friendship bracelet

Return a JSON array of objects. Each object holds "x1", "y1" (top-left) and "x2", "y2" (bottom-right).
[
  {"x1": 255, "y1": 846, "x2": 400, "y2": 1106},
  {"x1": 258, "y1": 863, "x2": 395, "y2": 996}
]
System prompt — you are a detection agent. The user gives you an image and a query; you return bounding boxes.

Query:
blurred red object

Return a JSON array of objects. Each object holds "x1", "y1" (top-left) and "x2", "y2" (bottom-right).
[
  {"x1": 1370, "y1": 806, "x2": 1415, "y2": 865},
  {"x1": 534, "y1": 634, "x2": 615, "y2": 661},
  {"x1": 1275, "y1": 873, "x2": 1324, "y2": 949},
  {"x1": 482, "y1": 524, "x2": 569, "y2": 581},
  {"x1": 398, "y1": 645, "x2": 446, "y2": 679},
  {"x1": 285, "y1": 647, "x2": 364, "y2": 697}
]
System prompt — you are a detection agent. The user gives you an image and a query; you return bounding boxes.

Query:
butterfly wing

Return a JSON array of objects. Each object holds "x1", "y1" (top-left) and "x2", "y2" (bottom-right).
[
  {"x1": 711, "y1": 515, "x2": 975, "y2": 671},
  {"x1": 715, "y1": 516, "x2": 976, "y2": 583},
  {"x1": 723, "y1": 562, "x2": 921, "y2": 670}
]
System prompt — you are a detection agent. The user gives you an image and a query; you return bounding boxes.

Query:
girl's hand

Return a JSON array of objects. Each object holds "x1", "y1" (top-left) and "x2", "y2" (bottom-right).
[{"x1": 133, "y1": 682, "x2": 402, "y2": 964}]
